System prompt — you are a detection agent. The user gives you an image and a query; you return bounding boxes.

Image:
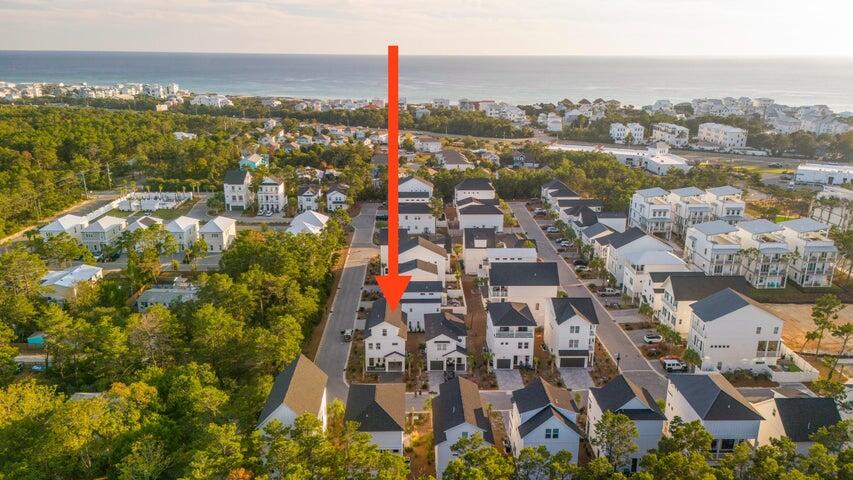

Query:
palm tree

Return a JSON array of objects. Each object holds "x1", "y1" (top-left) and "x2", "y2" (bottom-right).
[
  {"x1": 828, "y1": 323, "x2": 853, "y2": 380},
  {"x1": 482, "y1": 351, "x2": 494, "y2": 373},
  {"x1": 811, "y1": 294, "x2": 843, "y2": 355}
]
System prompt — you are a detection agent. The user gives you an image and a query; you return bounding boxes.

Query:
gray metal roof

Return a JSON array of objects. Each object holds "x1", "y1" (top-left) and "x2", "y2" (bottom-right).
[
  {"x1": 636, "y1": 187, "x2": 669, "y2": 197},
  {"x1": 550, "y1": 297, "x2": 599, "y2": 325},
  {"x1": 780, "y1": 218, "x2": 829, "y2": 233},
  {"x1": 689, "y1": 287, "x2": 754, "y2": 321},
  {"x1": 693, "y1": 220, "x2": 737, "y2": 236},
  {"x1": 669, "y1": 373, "x2": 763, "y2": 421},
  {"x1": 589, "y1": 374, "x2": 664, "y2": 421},
  {"x1": 738, "y1": 219, "x2": 782, "y2": 235},
  {"x1": 489, "y1": 262, "x2": 559, "y2": 286},
  {"x1": 707, "y1": 185, "x2": 741, "y2": 196},
  {"x1": 670, "y1": 186, "x2": 705, "y2": 197}
]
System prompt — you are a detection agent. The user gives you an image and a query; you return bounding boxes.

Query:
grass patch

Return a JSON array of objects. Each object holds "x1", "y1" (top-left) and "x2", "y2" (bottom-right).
[
  {"x1": 747, "y1": 283, "x2": 850, "y2": 304},
  {"x1": 105, "y1": 209, "x2": 133, "y2": 218},
  {"x1": 150, "y1": 198, "x2": 199, "y2": 221}
]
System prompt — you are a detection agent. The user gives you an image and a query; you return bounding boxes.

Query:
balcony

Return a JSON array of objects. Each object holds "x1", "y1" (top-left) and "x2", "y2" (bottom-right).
[{"x1": 494, "y1": 330, "x2": 534, "y2": 339}]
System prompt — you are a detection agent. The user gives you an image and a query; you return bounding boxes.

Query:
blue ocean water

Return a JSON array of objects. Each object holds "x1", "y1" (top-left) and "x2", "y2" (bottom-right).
[{"x1": 1, "y1": 51, "x2": 853, "y2": 111}]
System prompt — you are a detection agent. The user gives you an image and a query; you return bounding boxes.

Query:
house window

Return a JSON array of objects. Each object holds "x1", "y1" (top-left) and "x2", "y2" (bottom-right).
[
  {"x1": 568, "y1": 339, "x2": 579, "y2": 348},
  {"x1": 382, "y1": 329, "x2": 387, "y2": 337},
  {"x1": 755, "y1": 327, "x2": 762, "y2": 334},
  {"x1": 569, "y1": 326, "x2": 580, "y2": 334},
  {"x1": 545, "y1": 428, "x2": 559, "y2": 439},
  {"x1": 436, "y1": 343, "x2": 448, "y2": 351},
  {"x1": 773, "y1": 326, "x2": 779, "y2": 334}
]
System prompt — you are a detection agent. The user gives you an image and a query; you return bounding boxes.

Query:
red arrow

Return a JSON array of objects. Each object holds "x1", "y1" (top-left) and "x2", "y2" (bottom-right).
[{"x1": 376, "y1": 45, "x2": 411, "y2": 310}]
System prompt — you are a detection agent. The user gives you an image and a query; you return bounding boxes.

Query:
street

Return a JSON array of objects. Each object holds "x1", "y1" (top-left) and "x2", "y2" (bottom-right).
[
  {"x1": 313, "y1": 203, "x2": 379, "y2": 402},
  {"x1": 509, "y1": 202, "x2": 669, "y2": 399}
]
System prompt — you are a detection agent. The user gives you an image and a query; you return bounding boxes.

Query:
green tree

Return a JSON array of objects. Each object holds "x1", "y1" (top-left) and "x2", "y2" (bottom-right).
[
  {"x1": 656, "y1": 416, "x2": 713, "y2": 457},
  {"x1": 810, "y1": 294, "x2": 843, "y2": 355},
  {"x1": 589, "y1": 411, "x2": 639, "y2": 471},
  {"x1": 443, "y1": 432, "x2": 515, "y2": 480},
  {"x1": 810, "y1": 419, "x2": 853, "y2": 454}
]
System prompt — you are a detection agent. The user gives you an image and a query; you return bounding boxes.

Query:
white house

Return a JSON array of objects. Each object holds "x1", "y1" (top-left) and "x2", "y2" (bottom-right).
[
  {"x1": 380, "y1": 231, "x2": 448, "y2": 279},
  {"x1": 40, "y1": 214, "x2": 88, "y2": 240},
  {"x1": 454, "y1": 179, "x2": 496, "y2": 205},
  {"x1": 580, "y1": 223, "x2": 615, "y2": 247},
  {"x1": 665, "y1": 373, "x2": 764, "y2": 460},
  {"x1": 287, "y1": 210, "x2": 330, "y2": 235},
  {"x1": 399, "y1": 203, "x2": 436, "y2": 234},
  {"x1": 223, "y1": 169, "x2": 253, "y2": 211},
  {"x1": 399, "y1": 260, "x2": 441, "y2": 283},
  {"x1": 486, "y1": 302, "x2": 536, "y2": 369},
  {"x1": 628, "y1": 188, "x2": 672, "y2": 238},
  {"x1": 684, "y1": 220, "x2": 743, "y2": 276},
  {"x1": 669, "y1": 187, "x2": 713, "y2": 238},
  {"x1": 621, "y1": 250, "x2": 689, "y2": 302},
  {"x1": 399, "y1": 176, "x2": 434, "y2": 198},
  {"x1": 697, "y1": 123, "x2": 747, "y2": 149},
  {"x1": 507, "y1": 379, "x2": 581, "y2": 459},
  {"x1": 364, "y1": 298, "x2": 407, "y2": 373},
  {"x1": 136, "y1": 284, "x2": 197, "y2": 312},
  {"x1": 795, "y1": 163, "x2": 853, "y2": 186},
  {"x1": 544, "y1": 297, "x2": 598, "y2": 368},
  {"x1": 687, "y1": 288, "x2": 784, "y2": 373},
  {"x1": 258, "y1": 177, "x2": 286, "y2": 213},
  {"x1": 779, "y1": 218, "x2": 837, "y2": 287},
  {"x1": 257, "y1": 355, "x2": 328, "y2": 431},
  {"x1": 651, "y1": 123, "x2": 689, "y2": 147},
  {"x1": 199, "y1": 216, "x2": 237, "y2": 252},
  {"x1": 425, "y1": 312, "x2": 468, "y2": 372},
  {"x1": 610, "y1": 122, "x2": 644, "y2": 144},
  {"x1": 488, "y1": 262, "x2": 560, "y2": 325},
  {"x1": 81, "y1": 216, "x2": 127, "y2": 255},
  {"x1": 706, "y1": 186, "x2": 746, "y2": 224},
  {"x1": 733, "y1": 220, "x2": 790, "y2": 289},
  {"x1": 438, "y1": 150, "x2": 473, "y2": 170},
  {"x1": 414, "y1": 135, "x2": 442, "y2": 153},
  {"x1": 297, "y1": 185, "x2": 321, "y2": 212},
  {"x1": 642, "y1": 142, "x2": 691, "y2": 175},
  {"x1": 657, "y1": 274, "x2": 752, "y2": 337},
  {"x1": 588, "y1": 375, "x2": 665, "y2": 473},
  {"x1": 165, "y1": 216, "x2": 199, "y2": 252},
  {"x1": 40, "y1": 264, "x2": 103, "y2": 304},
  {"x1": 754, "y1": 396, "x2": 842, "y2": 454},
  {"x1": 326, "y1": 184, "x2": 349, "y2": 212},
  {"x1": 541, "y1": 179, "x2": 580, "y2": 209},
  {"x1": 462, "y1": 228, "x2": 537, "y2": 277},
  {"x1": 400, "y1": 281, "x2": 443, "y2": 331},
  {"x1": 604, "y1": 228, "x2": 672, "y2": 288},
  {"x1": 432, "y1": 377, "x2": 494, "y2": 479},
  {"x1": 458, "y1": 200, "x2": 504, "y2": 232},
  {"x1": 344, "y1": 383, "x2": 405, "y2": 453},
  {"x1": 126, "y1": 215, "x2": 163, "y2": 234}
]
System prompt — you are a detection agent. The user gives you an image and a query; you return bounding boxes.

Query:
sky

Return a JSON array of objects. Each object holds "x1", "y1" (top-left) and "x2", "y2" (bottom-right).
[{"x1": 1, "y1": 0, "x2": 852, "y2": 56}]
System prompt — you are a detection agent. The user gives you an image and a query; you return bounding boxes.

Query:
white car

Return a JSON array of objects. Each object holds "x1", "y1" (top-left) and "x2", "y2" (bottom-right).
[{"x1": 545, "y1": 226, "x2": 560, "y2": 233}]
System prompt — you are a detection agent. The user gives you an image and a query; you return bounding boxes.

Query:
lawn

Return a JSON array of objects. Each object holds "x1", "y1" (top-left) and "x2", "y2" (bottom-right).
[{"x1": 150, "y1": 198, "x2": 199, "y2": 221}]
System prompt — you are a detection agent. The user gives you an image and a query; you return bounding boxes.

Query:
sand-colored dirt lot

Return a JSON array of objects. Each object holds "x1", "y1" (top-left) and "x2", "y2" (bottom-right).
[{"x1": 763, "y1": 303, "x2": 853, "y2": 355}]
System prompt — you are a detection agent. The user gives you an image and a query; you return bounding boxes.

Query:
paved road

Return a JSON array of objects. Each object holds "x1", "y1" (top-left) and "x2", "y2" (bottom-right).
[
  {"x1": 314, "y1": 203, "x2": 378, "y2": 402},
  {"x1": 510, "y1": 202, "x2": 669, "y2": 400}
]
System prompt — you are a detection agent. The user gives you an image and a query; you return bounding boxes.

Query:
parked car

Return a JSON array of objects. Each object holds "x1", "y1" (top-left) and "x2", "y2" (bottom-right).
[
  {"x1": 31, "y1": 364, "x2": 47, "y2": 372},
  {"x1": 573, "y1": 259, "x2": 588, "y2": 267},
  {"x1": 599, "y1": 288, "x2": 621, "y2": 297},
  {"x1": 534, "y1": 208, "x2": 548, "y2": 215},
  {"x1": 574, "y1": 265, "x2": 590, "y2": 272},
  {"x1": 341, "y1": 329, "x2": 353, "y2": 342},
  {"x1": 559, "y1": 240, "x2": 572, "y2": 248},
  {"x1": 660, "y1": 358, "x2": 688, "y2": 373},
  {"x1": 554, "y1": 238, "x2": 565, "y2": 244},
  {"x1": 545, "y1": 226, "x2": 560, "y2": 233},
  {"x1": 643, "y1": 333, "x2": 663, "y2": 344},
  {"x1": 768, "y1": 162, "x2": 784, "y2": 168}
]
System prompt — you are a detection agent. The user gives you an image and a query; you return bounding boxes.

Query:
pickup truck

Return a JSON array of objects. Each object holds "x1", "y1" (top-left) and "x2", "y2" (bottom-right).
[
  {"x1": 341, "y1": 329, "x2": 353, "y2": 342},
  {"x1": 598, "y1": 288, "x2": 621, "y2": 297}
]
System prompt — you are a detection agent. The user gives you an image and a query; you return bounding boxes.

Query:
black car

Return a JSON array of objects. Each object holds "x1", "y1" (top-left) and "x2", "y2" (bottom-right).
[{"x1": 573, "y1": 259, "x2": 588, "y2": 267}]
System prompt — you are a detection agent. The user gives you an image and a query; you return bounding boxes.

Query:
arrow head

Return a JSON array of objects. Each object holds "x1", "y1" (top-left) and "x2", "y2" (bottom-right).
[{"x1": 375, "y1": 274, "x2": 412, "y2": 310}]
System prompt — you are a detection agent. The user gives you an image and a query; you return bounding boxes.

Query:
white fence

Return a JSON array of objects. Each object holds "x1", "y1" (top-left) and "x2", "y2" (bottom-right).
[{"x1": 768, "y1": 343, "x2": 820, "y2": 383}]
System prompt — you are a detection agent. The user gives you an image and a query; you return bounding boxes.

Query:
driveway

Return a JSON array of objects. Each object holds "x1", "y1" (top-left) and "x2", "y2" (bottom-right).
[
  {"x1": 494, "y1": 369, "x2": 525, "y2": 391},
  {"x1": 510, "y1": 202, "x2": 669, "y2": 400},
  {"x1": 559, "y1": 368, "x2": 595, "y2": 391},
  {"x1": 313, "y1": 203, "x2": 378, "y2": 402}
]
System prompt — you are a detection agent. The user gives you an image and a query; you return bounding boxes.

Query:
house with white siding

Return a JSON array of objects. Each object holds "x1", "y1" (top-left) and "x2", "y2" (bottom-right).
[
  {"x1": 488, "y1": 262, "x2": 560, "y2": 325},
  {"x1": 462, "y1": 228, "x2": 537, "y2": 277},
  {"x1": 399, "y1": 176, "x2": 434, "y2": 198},
  {"x1": 621, "y1": 250, "x2": 689, "y2": 302},
  {"x1": 657, "y1": 274, "x2": 752, "y2": 338},
  {"x1": 81, "y1": 216, "x2": 126, "y2": 255},
  {"x1": 297, "y1": 185, "x2": 321, "y2": 212},
  {"x1": 706, "y1": 186, "x2": 746, "y2": 224},
  {"x1": 364, "y1": 298, "x2": 407, "y2": 372},
  {"x1": 588, "y1": 375, "x2": 665, "y2": 473},
  {"x1": 379, "y1": 230, "x2": 448, "y2": 279},
  {"x1": 40, "y1": 264, "x2": 103, "y2": 304},
  {"x1": 165, "y1": 216, "x2": 200, "y2": 252},
  {"x1": 400, "y1": 281, "x2": 443, "y2": 331},
  {"x1": 779, "y1": 218, "x2": 837, "y2": 287},
  {"x1": 399, "y1": 202, "x2": 436, "y2": 234},
  {"x1": 199, "y1": 216, "x2": 237, "y2": 252},
  {"x1": 432, "y1": 377, "x2": 494, "y2": 479},
  {"x1": 628, "y1": 188, "x2": 672, "y2": 239},
  {"x1": 414, "y1": 135, "x2": 442, "y2": 153},
  {"x1": 684, "y1": 220, "x2": 743, "y2": 276},
  {"x1": 507, "y1": 379, "x2": 581, "y2": 459},
  {"x1": 326, "y1": 184, "x2": 349, "y2": 212},
  {"x1": 669, "y1": 187, "x2": 713, "y2": 238},
  {"x1": 544, "y1": 297, "x2": 598, "y2": 368},
  {"x1": 754, "y1": 396, "x2": 842, "y2": 454},
  {"x1": 257, "y1": 355, "x2": 328, "y2": 431},
  {"x1": 732, "y1": 220, "x2": 790, "y2": 289},
  {"x1": 223, "y1": 169, "x2": 254, "y2": 211},
  {"x1": 486, "y1": 302, "x2": 536, "y2": 369},
  {"x1": 458, "y1": 200, "x2": 504, "y2": 232},
  {"x1": 258, "y1": 177, "x2": 286, "y2": 213},
  {"x1": 344, "y1": 383, "x2": 405, "y2": 454},
  {"x1": 665, "y1": 373, "x2": 763, "y2": 460},
  {"x1": 40, "y1": 214, "x2": 88, "y2": 240},
  {"x1": 541, "y1": 180, "x2": 580, "y2": 210},
  {"x1": 604, "y1": 228, "x2": 672, "y2": 288},
  {"x1": 454, "y1": 178, "x2": 496, "y2": 205},
  {"x1": 425, "y1": 312, "x2": 468, "y2": 372},
  {"x1": 438, "y1": 149, "x2": 473, "y2": 170}
]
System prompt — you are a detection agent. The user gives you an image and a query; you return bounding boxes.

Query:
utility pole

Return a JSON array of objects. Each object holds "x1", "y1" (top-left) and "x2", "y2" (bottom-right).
[
  {"x1": 79, "y1": 172, "x2": 89, "y2": 198},
  {"x1": 105, "y1": 163, "x2": 112, "y2": 190}
]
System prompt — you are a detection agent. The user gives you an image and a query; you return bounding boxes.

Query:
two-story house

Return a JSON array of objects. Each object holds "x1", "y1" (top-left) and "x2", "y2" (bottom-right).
[
  {"x1": 199, "y1": 216, "x2": 237, "y2": 252},
  {"x1": 399, "y1": 202, "x2": 436, "y2": 234},
  {"x1": 779, "y1": 218, "x2": 837, "y2": 287},
  {"x1": 628, "y1": 188, "x2": 672, "y2": 239},
  {"x1": 658, "y1": 273, "x2": 752, "y2": 337},
  {"x1": 40, "y1": 264, "x2": 104, "y2": 304},
  {"x1": 165, "y1": 216, "x2": 199, "y2": 252},
  {"x1": 588, "y1": 375, "x2": 665, "y2": 473},
  {"x1": 457, "y1": 200, "x2": 504, "y2": 232},
  {"x1": 462, "y1": 228, "x2": 537, "y2": 277},
  {"x1": 286, "y1": 210, "x2": 330, "y2": 235},
  {"x1": 400, "y1": 281, "x2": 443, "y2": 331},
  {"x1": 688, "y1": 288, "x2": 784, "y2": 372},
  {"x1": 669, "y1": 187, "x2": 713, "y2": 239},
  {"x1": 399, "y1": 260, "x2": 441, "y2": 283},
  {"x1": 684, "y1": 220, "x2": 743, "y2": 276},
  {"x1": 258, "y1": 176, "x2": 286, "y2": 213},
  {"x1": 544, "y1": 297, "x2": 598, "y2": 367},
  {"x1": 454, "y1": 178, "x2": 497, "y2": 205},
  {"x1": 297, "y1": 185, "x2": 320, "y2": 212},
  {"x1": 40, "y1": 214, "x2": 88, "y2": 240},
  {"x1": 508, "y1": 378, "x2": 581, "y2": 458},
  {"x1": 81, "y1": 215, "x2": 127, "y2": 255},
  {"x1": 380, "y1": 231, "x2": 448, "y2": 279},
  {"x1": 439, "y1": 149, "x2": 473, "y2": 170},
  {"x1": 223, "y1": 169, "x2": 253, "y2": 211},
  {"x1": 364, "y1": 298, "x2": 407, "y2": 372},
  {"x1": 326, "y1": 184, "x2": 349, "y2": 212},
  {"x1": 398, "y1": 176, "x2": 434, "y2": 203},
  {"x1": 486, "y1": 302, "x2": 536, "y2": 369},
  {"x1": 733, "y1": 220, "x2": 790, "y2": 288},
  {"x1": 414, "y1": 135, "x2": 442, "y2": 153},
  {"x1": 425, "y1": 312, "x2": 468, "y2": 372},
  {"x1": 665, "y1": 373, "x2": 764, "y2": 460},
  {"x1": 433, "y1": 377, "x2": 494, "y2": 479},
  {"x1": 754, "y1": 396, "x2": 842, "y2": 454},
  {"x1": 488, "y1": 262, "x2": 560, "y2": 325},
  {"x1": 257, "y1": 354, "x2": 328, "y2": 431},
  {"x1": 344, "y1": 383, "x2": 405, "y2": 453},
  {"x1": 541, "y1": 180, "x2": 580, "y2": 210}
]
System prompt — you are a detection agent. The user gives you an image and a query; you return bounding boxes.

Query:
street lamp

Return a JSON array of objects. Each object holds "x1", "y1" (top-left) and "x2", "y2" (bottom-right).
[{"x1": 616, "y1": 352, "x2": 621, "y2": 371}]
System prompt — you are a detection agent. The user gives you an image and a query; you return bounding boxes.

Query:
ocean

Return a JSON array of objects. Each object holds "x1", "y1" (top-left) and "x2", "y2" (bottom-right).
[{"x1": 2, "y1": 51, "x2": 853, "y2": 111}]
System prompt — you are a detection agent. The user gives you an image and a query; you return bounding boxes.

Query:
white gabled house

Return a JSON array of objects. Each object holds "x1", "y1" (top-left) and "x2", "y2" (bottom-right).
[
  {"x1": 297, "y1": 185, "x2": 320, "y2": 212},
  {"x1": 326, "y1": 184, "x2": 349, "y2": 212},
  {"x1": 223, "y1": 169, "x2": 254, "y2": 211},
  {"x1": 40, "y1": 264, "x2": 104, "y2": 304},
  {"x1": 400, "y1": 281, "x2": 443, "y2": 331},
  {"x1": 541, "y1": 180, "x2": 580, "y2": 210},
  {"x1": 732, "y1": 220, "x2": 790, "y2": 289},
  {"x1": 432, "y1": 377, "x2": 494, "y2": 479},
  {"x1": 544, "y1": 297, "x2": 598, "y2": 368},
  {"x1": 364, "y1": 298, "x2": 407, "y2": 373},
  {"x1": 414, "y1": 135, "x2": 442, "y2": 153},
  {"x1": 454, "y1": 178, "x2": 496, "y2": 205},
  {"x1": 628, "y1": 187, "x2": 672, "y2": 239},
  {"x1": 588, "y1": 375, "x2": 665, "y2": 473},
  {"x1": 399, "y1": 259, "x2": 441, "y2": 283},
  {"x1": 398, "y1": 202, "x2": 436, "y2": 234},
  {"x1": 398, "y1": 176, "x2": 434, "y2": 200},
  {"x1": 165, "y1": 216, "x2": 200, "y2": 252},
  {"x1": 488, "y1": 262, "x2": 560, "y2": 325},
  {"x1": 379, "y1": 230, "x2": 448, "y2": 279},
  {"x1": 457, "y1": 200, "x2": 504, "y2": 232},
  {"x1": 669, "y1": 187, "x2": 713, "y2": 238},
  {"x1": 257, "y1": 354, "x2": 328, "y2": 431},
  {"x1": 286, "y1": 210, "x2": 330, "y2": 235},
  {"x1": 344, "y1": 383, "x2": 405, "y2": 453},
  {"x1": 425, "y1": 312, "x2": 468, "y2": 372},
  {"x1": 657, "y1": 274, "x2": 752, "y2": 337},
  {"x1": 665, "y1": 373, "x2": 764, "y2": 460},
  {"x1": 486, "y1": 302, "x2": 536, "y2": 369},
  {"x1": 684, "y1": 220, "x2": 743, "y2": 276},
  {"x1": 604, "y1": 227, "x2": 672, "y2": 288},
  {"x1": 81, "y1": 215, "x2": 127, "y2": 255},
  {"x1": 199, "y1": 216, "x2": 237, "y2": 252},
  {"x1": 40, "y1": 214, "x2": 88, "y2": 240},
  {"x1": 508, "y1": 378, "x2": 581, "y2": 459},
  {"x1": 754, "y1": 396, "x2": 842, "y2": 454},
  {"x1": 687, "y1": 288, "x2": 784, "y2": 373},
  {"x1": 258, "y1": 176, "x2": 286, "y2": 213},
  {"x1": 621, "y1": 250, "x2": 689, "y2": 302},
  {"x1": 462, "y1": 227, "x2": 537, "y2": 277},
  {"x1": 439, "y1": 149, "x2": 473, "y2": 170}
]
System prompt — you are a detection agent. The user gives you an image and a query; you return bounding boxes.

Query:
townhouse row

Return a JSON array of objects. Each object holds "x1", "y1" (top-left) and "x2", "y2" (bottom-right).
[{"x1": 223, "y1": 167, "x2": 350, "y2": 214}]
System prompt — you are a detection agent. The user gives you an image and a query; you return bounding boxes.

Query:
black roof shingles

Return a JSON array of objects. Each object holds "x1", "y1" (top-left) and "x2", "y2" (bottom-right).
[{"x1": 489, "y1": 262, "x2": 559, "y2": 287}]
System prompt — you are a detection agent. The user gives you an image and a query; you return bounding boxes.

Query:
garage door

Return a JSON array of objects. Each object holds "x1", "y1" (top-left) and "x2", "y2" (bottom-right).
[
  {"x1": 560, "y1": 357, "x2": 586, "y2": 368},
  {"x1": 496, "y1": 358, "x2": 512, "y2": 369},
  {"x1": 429, "y1": 361, "x2": 444, "y2": 371}
]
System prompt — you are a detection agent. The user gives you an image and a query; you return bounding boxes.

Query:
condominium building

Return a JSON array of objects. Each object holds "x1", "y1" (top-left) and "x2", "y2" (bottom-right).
[
  {"x1": 705, "y1": 186, "x2": 746, "y2": 224},
  {"x1": 779, "y1": 219, "x2": 837, "y2": 287},
  {"x1": 669, "y1": 187, "x2": 713, "y2": 238},
  {"x1": 732, "y1": 220, "x2": 790, "y2": 289},
  {"x1": 696, "y1": 123, "x2": 748, "y2": 149},
  {"x1": 651, "y1": 123, "x2": 689, "y2": 147},
  {"x1": 628, "y1": 188, "x2": 672, "y2": 238},
  {"x1": 684, "y1": 221, "x2": 743, "y2": 276}
]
